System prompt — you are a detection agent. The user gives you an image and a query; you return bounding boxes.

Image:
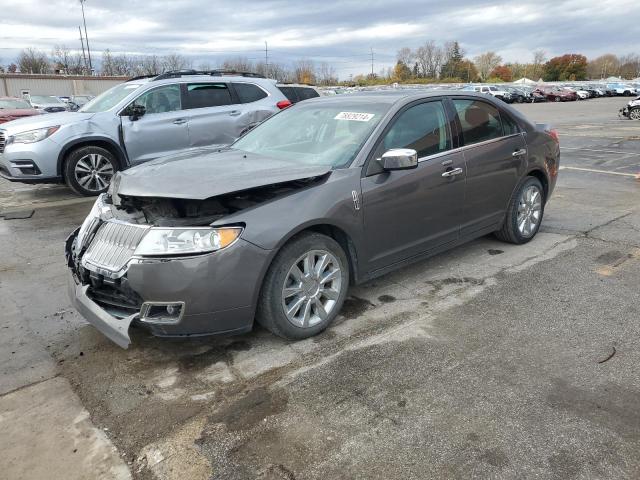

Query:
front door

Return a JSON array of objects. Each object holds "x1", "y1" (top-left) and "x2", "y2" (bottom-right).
[
  {"x1": 120, "y1": 83, "x2": 190, "y2": 165},
  {"x1": 451, "y1": 98, "x2": 528, "y2": 236},
  {"x1": 361, "y1": 100, "x2": 465, "y2": 273}
]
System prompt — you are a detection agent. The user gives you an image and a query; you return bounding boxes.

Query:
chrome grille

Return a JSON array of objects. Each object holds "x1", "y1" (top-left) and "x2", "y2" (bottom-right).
[
  {"x1": 0, "y1": 131, "x2": 5, "y2": 153},
  {"x1": 82, "y1": 222, "x2": 149, "y2": 273}
]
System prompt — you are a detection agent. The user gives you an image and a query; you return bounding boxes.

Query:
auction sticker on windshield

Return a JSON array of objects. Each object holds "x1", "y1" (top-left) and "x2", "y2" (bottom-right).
[{"x1": 334, "y1": 112, "x2": 375, "y2": 122}]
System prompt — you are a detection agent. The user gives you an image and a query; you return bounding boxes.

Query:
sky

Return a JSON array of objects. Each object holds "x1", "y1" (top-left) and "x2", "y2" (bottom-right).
[{"x1": 1, "y1": 0, "x2": 639, "y2": 79}]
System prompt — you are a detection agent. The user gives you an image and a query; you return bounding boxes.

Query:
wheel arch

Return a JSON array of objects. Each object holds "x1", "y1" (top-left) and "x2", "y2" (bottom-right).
[
  {"x1": 262, "y1": 222, "x2": 361, "y2": 288},
  {"x1": 57, "y1": 137, "x2": 127, "y2": 178},
  {"x1": 526, "y1": 168, "x2": 549, "y2": 201}
]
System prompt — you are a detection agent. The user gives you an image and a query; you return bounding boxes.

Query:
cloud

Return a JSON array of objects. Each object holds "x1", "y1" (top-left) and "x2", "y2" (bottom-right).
[{"x1": 0, "y1": 0, "x2": 638, "y2": 78}]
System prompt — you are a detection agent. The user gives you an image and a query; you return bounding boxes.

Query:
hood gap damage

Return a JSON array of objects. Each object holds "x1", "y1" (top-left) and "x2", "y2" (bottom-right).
[{"x1": 108, "y1": 174, "x2": 328, "y2": 227}]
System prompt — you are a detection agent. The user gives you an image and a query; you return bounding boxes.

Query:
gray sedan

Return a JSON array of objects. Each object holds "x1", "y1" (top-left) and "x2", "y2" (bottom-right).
[{"x1": 65, "y1": 91, "x2": 560, "y2": 348}]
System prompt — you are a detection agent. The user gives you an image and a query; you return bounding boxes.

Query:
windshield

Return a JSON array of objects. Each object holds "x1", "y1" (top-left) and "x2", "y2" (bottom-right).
[
  {"x1": 0, "y1": 98, "x2": 32, "y2": 109},
  {"x1": 233, "y1": 102, "x2": 389, "y2": 168},
  {"x1": 488, "y1": 86, "x2": 498, "y2": 91},
  {"x1": 30, "y1": 95, "x2": 63, "y2": 104},
  {"x1": 80, "y1": 83, "x2": 143, "y2": 113}
]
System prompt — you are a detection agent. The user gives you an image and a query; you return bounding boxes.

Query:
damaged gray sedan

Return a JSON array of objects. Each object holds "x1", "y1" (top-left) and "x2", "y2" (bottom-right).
[{"x1": 66, "y1": 91, "x2": 559, "y2": 348}]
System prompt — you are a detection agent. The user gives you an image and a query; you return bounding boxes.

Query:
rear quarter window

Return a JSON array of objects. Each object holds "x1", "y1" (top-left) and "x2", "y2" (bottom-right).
[
  {"x1": 233, "y1": 83, "x2": 268, "y2": 103},
  {"x1": 277, "y1": 86, "x2": 299, "y2": 103},
  {"x1": 295, "y1": 87, "x2": 319, "y2": 101}
]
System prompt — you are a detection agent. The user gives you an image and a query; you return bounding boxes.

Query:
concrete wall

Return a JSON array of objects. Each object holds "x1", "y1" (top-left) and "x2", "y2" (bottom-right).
[{"x1": 0, "y1": 74, "x2": 127, "y2": 98}]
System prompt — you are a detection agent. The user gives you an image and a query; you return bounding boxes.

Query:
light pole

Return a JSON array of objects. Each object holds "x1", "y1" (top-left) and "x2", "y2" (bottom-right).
[{"x1": 80, "y1": 0, "x2": 92, "y2": 74}]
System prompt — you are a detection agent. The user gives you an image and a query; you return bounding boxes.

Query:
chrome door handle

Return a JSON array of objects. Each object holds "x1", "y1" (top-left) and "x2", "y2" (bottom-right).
[
  {"x1": 173, "y1": 119, "x2": 187, "y2": 125},
  {"x1": 442, "y1": 167, "x2": 463, "y2": 178},
  {"x1": 229, "y1": 110, "x2": 241, "y2": 116},
  {"x1": 512, "y1": 148, "x2": 527, "y2": 157}
]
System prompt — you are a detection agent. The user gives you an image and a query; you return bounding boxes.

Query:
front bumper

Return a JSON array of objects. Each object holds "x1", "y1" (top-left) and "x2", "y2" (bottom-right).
[
  {"x1": 65, "y1": 224, "x2": 272, "y2": 348},
  {"x1": 0, "y1": 135, "x2": 62, "y2": 182}
]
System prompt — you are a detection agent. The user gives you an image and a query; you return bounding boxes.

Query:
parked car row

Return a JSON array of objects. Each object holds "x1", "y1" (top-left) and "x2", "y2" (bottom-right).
[{"x1": 0, "y1": 70, "x2": 320, "y2": 195}]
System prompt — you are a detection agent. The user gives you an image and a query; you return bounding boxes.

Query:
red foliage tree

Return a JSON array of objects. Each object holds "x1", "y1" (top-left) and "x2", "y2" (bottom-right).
[{"x1": 490, "y1": 65, "x2": 513, "y2": 82}]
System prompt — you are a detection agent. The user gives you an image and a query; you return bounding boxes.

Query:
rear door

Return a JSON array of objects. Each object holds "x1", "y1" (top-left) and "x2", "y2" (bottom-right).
[
  {"x1": 451, "y1": 98, "x2": 527, "y2": 236},
  {"x1": 183, "y1": 82, "x2": 242, "y2": 146},
  {"x1": 120, "y1": 83, "x2": 190, "y2": 164},
  {"x1": 361, "y1": 99, "x2": 465, "y2": 272}
]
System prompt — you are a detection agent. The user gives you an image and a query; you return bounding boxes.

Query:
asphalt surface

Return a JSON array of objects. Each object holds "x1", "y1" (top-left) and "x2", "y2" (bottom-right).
[{"x1": 1, "y1": 97, "x2": 639, "y2": 479}]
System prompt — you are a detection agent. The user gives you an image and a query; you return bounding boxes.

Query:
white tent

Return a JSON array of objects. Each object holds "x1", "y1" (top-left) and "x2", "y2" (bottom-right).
[{"x1": 513, "y1": 77, "x2": 537, "y2": 85}]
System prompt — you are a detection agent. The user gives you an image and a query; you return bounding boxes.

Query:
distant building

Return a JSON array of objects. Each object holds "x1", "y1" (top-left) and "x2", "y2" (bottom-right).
[{"x1": 0, "y1": 73, "x2": 127, "y2": 98}]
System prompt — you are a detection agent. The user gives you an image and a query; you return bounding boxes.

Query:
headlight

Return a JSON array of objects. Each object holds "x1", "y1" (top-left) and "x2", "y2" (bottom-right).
[
  {"x1": 8, "y1": 126, "x2": 60, "y2": 145},
  {"x1": 134, "y1": 227, "x2": 242, "y2": 256}
]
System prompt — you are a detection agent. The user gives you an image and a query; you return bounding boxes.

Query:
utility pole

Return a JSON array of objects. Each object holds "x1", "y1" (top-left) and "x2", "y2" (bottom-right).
[
  {"x1": 80, "y1": 0, "x2": 92, "y2": 74},
  {"x1": 78, "y1": 26, "x2": 88, "y2": 74},
  {"x1": 264, "y1": 41, "x2": 269, "y2": 77},
  {"x1": 370, "y1": 48, "x2": 374, "y2": 76}
]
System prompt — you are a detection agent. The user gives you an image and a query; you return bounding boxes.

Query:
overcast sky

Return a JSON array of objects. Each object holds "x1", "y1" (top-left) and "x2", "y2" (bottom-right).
[{"x1": 1, "y1": 0, "x2": 639, "y2": 78}]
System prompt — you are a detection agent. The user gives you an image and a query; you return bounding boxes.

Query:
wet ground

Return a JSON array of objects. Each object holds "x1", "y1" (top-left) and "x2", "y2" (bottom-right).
[{"x1": 1, "y1": 97, "x2": 639, "y2": 479}]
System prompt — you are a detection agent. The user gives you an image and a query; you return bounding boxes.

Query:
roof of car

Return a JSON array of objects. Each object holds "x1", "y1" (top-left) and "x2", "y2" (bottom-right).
[{"x1": 303, "y1": 89, "x2": 490, "y2": 105}]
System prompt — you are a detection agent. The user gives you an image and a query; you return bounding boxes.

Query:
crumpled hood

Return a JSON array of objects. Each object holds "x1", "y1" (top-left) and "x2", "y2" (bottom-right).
[
  {"x1": 115, "y1": 147, "x2": 332, "y2": 200},
  {"x1": 0, "y1": 111, "x2": 94, "y2": 133}
]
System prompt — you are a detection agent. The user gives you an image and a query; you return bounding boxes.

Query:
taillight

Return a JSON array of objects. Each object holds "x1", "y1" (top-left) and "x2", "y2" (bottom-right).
[
  {"x1": 276, "y1": 100, "x2": 292, "y2": 110},
  {"x1": 547, "y1": 128, "x2": 559, "y2": 143}
]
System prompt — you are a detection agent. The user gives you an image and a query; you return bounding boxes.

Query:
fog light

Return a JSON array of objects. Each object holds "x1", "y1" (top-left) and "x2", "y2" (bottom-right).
[{"x1": 139, "y1": 302, "x2": 185, "y2": 325}]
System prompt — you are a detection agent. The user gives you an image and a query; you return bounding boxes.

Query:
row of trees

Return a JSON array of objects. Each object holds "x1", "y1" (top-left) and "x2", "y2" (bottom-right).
[
  {"x1": 366, "y1": 42, "x2": 640, "y2": 86},
  {"x1": 0, "y1": 47, "x2": 339, "y2": 85},
  {"x1": 2, "y1": 45, "x2": 639, "y2": 85}
]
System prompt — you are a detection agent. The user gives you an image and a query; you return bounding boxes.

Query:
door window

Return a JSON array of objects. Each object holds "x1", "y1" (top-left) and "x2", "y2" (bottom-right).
[
  {"x1": 277, "y1": 86, "x2": 299, "y2": 103},
  {"x1": 377, "y1": 101, "x2": 451, "y2": 159},
  {"x1": 185, "y1": 83, "x2": 232, "y2": 109},
  {"x1": 131, "y1": 84, "x2": 181, "y2": 114},
  {"x1": 233, "y1": 83, "x2": 268, "y2": 103},
  {"x1": 452, "y1": 99, "x2": 503, "y2": 145},
  {"x1": 501, "y1": 112, "x2": 521, "y2": 135}
]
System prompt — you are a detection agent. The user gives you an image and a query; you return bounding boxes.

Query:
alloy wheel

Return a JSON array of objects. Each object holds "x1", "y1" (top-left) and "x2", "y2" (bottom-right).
[
  {"x1": 281, "y1": 249, "x2": 342, "y2": 328},
  {"x1": 74, "y1": 153, "x2": 115, "y2": 193},
  {"x1": 517, "y1": 185, "x2": 543, "y2": 238},
  {"x1": 630, "y1": 109, "x2": 640, "y2": 120}
]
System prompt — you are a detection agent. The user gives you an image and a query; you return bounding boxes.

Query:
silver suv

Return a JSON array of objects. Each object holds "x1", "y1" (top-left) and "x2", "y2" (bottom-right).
[{"x1": 0, "y1": 71, "x2": 291, "y2": 195}]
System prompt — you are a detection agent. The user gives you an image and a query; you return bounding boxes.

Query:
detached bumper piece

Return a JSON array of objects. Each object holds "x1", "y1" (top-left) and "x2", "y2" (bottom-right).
[{"x1": 68, "y1": 274, "x2": 134, "y2": 349}]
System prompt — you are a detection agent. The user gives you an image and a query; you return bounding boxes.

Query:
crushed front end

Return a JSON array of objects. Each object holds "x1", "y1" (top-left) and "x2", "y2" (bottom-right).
[{"x1": 65, "y1": 191, "x2": 273, "y2": 348}]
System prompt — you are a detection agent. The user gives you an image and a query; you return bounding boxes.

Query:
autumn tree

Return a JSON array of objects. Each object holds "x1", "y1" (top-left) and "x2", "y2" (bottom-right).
[
  {"x1": 393, "y1": 60, "x2": 412, "y2": 81},
  {"x1": 293, "y1": 59, "x2": 316, "y2": 84},
  {"x1": 490, "y1": 65, "x2": 513, "y2": 82},
  {"x1": 474, "y1": 51, "x2": 502, "y2": 81},
  {"x1": 317, "y1": 62, "x2": 338, "y2": 85},
  {"x1": 543, "y1": 54, "x2": 588, "y2": 81}
]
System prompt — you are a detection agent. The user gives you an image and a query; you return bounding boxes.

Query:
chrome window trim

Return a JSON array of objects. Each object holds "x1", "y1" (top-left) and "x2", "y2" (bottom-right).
[{"x1": 417, "y1": 133, "x2": 523, "y2": 163}]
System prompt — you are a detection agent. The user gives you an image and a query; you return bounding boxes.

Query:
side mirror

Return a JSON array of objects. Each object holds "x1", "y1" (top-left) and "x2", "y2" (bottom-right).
[
  {"x1": 380, "y1": 148, "x2": 418, "y2": 171},
  {"x1": 124, "y1": 104, "x2": 146, "y2": 121}
]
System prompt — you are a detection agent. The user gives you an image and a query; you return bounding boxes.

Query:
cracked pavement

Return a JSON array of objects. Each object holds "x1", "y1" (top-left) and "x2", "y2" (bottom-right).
[{"x1": 1, "y1": 97, "x2": 639, "y2": 479}]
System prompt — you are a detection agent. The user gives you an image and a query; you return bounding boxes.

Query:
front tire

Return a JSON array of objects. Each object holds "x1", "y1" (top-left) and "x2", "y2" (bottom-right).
[
  {"x1": 495, "y1": 176, "x2": 545, "y2": 245},
  {"x1": 629, "y1": 108, "x2": 640, "y2": 121},
  {"x1": 554, "y1": 96, "x2": 560, "y2": 102},
  {"x1": 64, "y1": 146, "x2": 118, "y2": 196},
  {"x1": 256, "y1": 232, "x2": 350, "y2": 340}
]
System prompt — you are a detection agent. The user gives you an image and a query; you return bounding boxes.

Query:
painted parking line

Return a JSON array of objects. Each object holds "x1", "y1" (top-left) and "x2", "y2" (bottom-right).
[
  {"x1": 561, "y1": 147, "x2": 640, "y2": 157},
  {"x1": 559, "y1": 166, "x2": 638, "y2": 177}
]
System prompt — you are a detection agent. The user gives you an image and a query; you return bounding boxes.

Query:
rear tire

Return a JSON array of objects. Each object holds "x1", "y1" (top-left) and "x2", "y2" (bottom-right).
[
  {"x1": 494, "y1": 176, "x2": 545, "y2": 245},
  {"x1": 554, "y1": 96, "x2": 560, "y2": 102},
  {"x1": 256, "y1": 232, "x2": 350, "y2": 340},
  {"x1": 64, "y1": 146, "x2": 118, "y2": 196}
]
